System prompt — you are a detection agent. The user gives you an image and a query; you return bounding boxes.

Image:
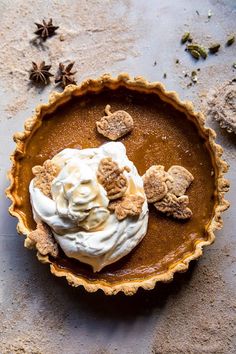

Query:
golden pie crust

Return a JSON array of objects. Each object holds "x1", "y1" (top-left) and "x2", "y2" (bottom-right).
[{"x1": 6, "y1": 73, "x2": 230, "y2": 295}]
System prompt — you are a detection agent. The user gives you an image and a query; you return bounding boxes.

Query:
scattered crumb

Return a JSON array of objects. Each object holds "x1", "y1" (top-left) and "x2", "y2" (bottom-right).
[
  {"x1": 208, "y1": 9, "x2": 212, "y2": 19},
  {"x1": 59, "y1": 34, "x2": 65, "y2": 41},
  {"x1": 5, "y1": 97, "x2": 28, "y2": 118}
]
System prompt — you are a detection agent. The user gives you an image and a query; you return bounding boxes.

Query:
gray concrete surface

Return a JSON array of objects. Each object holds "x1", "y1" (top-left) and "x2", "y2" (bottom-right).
[{"x1": 0, "y1": 0, "x2": 235, "y2": 353}]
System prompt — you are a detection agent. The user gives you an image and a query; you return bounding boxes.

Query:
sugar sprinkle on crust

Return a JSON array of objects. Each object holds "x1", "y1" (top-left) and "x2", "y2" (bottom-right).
[
  {"x1": 32, "y1": 160, "x2": 60, "y2": 198},
  {"x1": 154, "y1": 193, "x2": 192, "y2": 220},
  {"x1": 143, "y1": 165, "x2": 173, "y2": 203},
  {"x1": 97, "y1": 157, "x2": 129, "y2": 200},
  {"x1": 108, "y1": 194, "x2": 145, "y2": 220},
  {"x1": 96, "y1": 104, "x2": 134, "y2": 141},
  {"x1": 27, "y1": 222, "x2": 59, "y2": 257},
  {"x1": 167, "y1": 165, "x2": 194, "y2": 196}
]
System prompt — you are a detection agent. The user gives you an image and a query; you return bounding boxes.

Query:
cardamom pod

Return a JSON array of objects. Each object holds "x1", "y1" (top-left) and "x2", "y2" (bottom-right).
[
  {"x1": 226, "y1": 35, "x2": 235, "y2": 46},
  {"x1": 190, "y1": 49, "x2": 200, "y2": 60},
  {"x1": 187, "y1": 44, "x2": 207, "y2": 59},
  {"x1": 187, "y1": 43, "x2": 200, "y2": 51},
  {"x1": 181, "y1": 32, "x2": 190, "y2": 44},
  {"x1": 209, "y1": 43, "x2": 220, "y2": 54},
  {"x1": 198, "y1": 47, "x2": 208, "y2": 59}
]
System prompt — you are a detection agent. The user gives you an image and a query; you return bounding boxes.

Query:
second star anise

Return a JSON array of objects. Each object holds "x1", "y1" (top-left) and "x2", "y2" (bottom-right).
[
  {"x1": 55, "y1": 62, "x2": 77, "y2": 88},
  {"x1": 34, "y1": 19, "x2": 59, "y2": 40},
  {"x1": 29, "y1": 61, "x2": 53, "y2": 85}
]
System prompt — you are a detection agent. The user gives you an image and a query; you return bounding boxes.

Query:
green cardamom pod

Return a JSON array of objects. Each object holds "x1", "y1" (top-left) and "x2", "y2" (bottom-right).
[
  {"x1": 209, "y1": 43, "x2": 220, "y2": 53},
  {"x1": 226, "y1": 35, "x2": 235, "y2": 46},
  {"x1": 190, "y1": 49, "x2": 200, "y2": 60},
  {"x1": 181, "y1": 32, "x2": 190, "y2": 44}
]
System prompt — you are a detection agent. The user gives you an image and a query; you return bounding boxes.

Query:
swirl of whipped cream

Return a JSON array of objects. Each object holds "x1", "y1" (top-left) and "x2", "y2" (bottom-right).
[
  {"x1": 29, "y1": 142, "x2": 149, "y2": 272},
  {"x1": 51, "y1": 158, "x2": 109, "y2": 230}
]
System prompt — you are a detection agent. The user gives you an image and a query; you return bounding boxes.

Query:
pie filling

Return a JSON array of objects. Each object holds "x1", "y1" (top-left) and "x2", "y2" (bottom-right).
[{"x1": 12, "y1": 88, "x2": 216, "y2": 283}]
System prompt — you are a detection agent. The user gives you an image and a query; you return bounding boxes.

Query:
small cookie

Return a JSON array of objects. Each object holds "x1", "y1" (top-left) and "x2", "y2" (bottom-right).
[
  {"x1": 32, "y1": 160, "x2": 60, "y2": 198},
  {"x1": 97, "y1": 157, "x2": 130, "y2": 200},
  {"x1": 108, "y1": 194, "x2": 145, "y2": 220},
  {"x1": 96, "y1": 104, "x2": 134, "y2": 140},
  {"x1": 167, "y1": 165, "x2": 194, "y2": 196},
  {"x1": 27, "y1": 222, "x2": 59, "y2": 257},
  {"x1": 154, "y1": 193, "x2": 192, "y2": 220},
  {"x1": 142, "y1": 165, "x2": 173, "y2": 203}
]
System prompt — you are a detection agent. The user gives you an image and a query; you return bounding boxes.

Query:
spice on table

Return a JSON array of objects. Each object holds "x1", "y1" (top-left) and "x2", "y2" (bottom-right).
[
  {"x1": 191, "y1": 71, "x2": 198, "y2": 83},
  {"x1": 29, "y1": 61, "x2": 53, "y2": 85},
  {"x1": 34, "y1": 19, "x2": 59, "y2": 39},
  {"x1": 163, "y1": 73, "x2": 167, "y2": 79},
  {"x1": 188, "y1": 35, "x2": 193, "y2": 43},
  {"x1": 187, "y1": 44, "x2": 199, "y2": 51},
  {"x1": 190, "y1": 49, "x2": 200, "y2": 60},
  {"x1": 181, "y1": 32, "x2": 190, "y2": 44},
  {"x1": 226, "y1": 35, "x2": 235, "y2": 46},
  {"x1": 187, "y1": 44, "x2": 208, "y2": 59},
  {"x1": 197, "y1": 46, "x2": 207, "y2": 59},
  {"x1": 233, "y1": 63, "x2": 236, "y2": 69},
  {"x1": 209, "y1": 43, "x2": 221, "y2": 54},
  {"x1": 55, "y1": 62, "x2": 77, "y2": 88},
  {"x1": 59, "y1": 34, "x2": 65, "y2": 42},
  {"x1": 208, "y1": 9, "x2": 212, "y2": 19}
]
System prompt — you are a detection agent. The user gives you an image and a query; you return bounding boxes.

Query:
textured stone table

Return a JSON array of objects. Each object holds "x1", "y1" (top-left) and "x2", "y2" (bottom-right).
[{"x1": 0, "y1": 0, "x2": 235, "y2": 353}]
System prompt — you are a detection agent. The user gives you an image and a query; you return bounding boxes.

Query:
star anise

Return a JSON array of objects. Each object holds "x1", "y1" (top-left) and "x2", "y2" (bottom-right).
[
  {"x1": 29, "y1": 61, "x2": 53, "y2": 85},
  {"x1": 34, "y1": 19, "x2": 59, "y2": 39},
  {"x1": 55, "y1": 62, "x2": 77, "y2": 88}
]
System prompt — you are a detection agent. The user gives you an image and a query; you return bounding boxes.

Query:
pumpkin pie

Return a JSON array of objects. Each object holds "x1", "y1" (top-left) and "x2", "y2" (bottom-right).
[{"x1": 6, "y1": 74, "x2": 230, "y2": 295}]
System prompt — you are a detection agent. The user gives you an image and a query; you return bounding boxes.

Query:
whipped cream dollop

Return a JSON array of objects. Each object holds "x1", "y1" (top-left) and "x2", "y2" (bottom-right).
[{"x1": 30, "y1": 142, "x2": 148, "y2": 272}]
